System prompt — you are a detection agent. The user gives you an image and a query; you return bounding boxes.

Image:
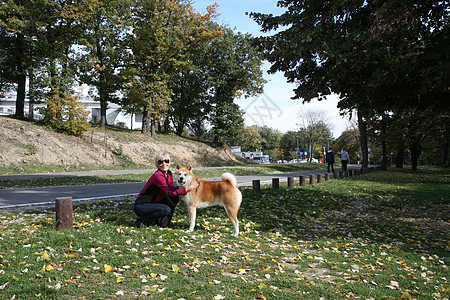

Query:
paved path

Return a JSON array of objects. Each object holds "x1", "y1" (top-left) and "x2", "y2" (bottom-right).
[{"x1": 0, "y1": 166, "x2": 361, "y2": 209}]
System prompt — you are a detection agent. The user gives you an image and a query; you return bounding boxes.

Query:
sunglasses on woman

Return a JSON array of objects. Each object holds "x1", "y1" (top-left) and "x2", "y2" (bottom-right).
[{"x1": 158, "y1": 159, "x2": 170, "y2": 165}]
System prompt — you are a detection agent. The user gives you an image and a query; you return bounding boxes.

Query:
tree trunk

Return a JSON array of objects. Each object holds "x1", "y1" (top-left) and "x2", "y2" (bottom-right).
[
  {"x1": 151, "y1": 119, "x2": 157, "y2": 139},
  {"x1": 410, "y1": 138, "x2": 421, "y2": 171},
  {"x1": 98, "y1": 45, "x2": 107, "y2": 128},
  {"x1": 28, "y1": 68, "x2": 34, "y2": 120},
  {"x1": 212, "y1": 135, "x2": 219, "y2": 147},
  {"x1": 100, "y1": 94, "x2": 107, "y2": 128},
  {"x1": 396, "y1": 148, "x2": 404, "y2": 168},
  {"x1": 443, "y1": 125, "x2": 449, "y2": 167},
  {"x1": 381, "y1": 114, "x2": 387, "y2": 170},
  {"x1": 357, "y1": 110, "x2": 369, "y2": 169},
  {"x1": 15, "y1": 33, "x2": 25, "y2": 119},
  {"x1": 141, "y1": 107, "x2": 149, "y2": 134},
  {"x1": 131, "y1": 112, "x2": 134, "y2": 130}
]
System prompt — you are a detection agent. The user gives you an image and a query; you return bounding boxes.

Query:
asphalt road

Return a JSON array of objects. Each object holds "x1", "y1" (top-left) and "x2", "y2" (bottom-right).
[{"x1": 0, "y1": 166, "x2": 360, "y2": 209}]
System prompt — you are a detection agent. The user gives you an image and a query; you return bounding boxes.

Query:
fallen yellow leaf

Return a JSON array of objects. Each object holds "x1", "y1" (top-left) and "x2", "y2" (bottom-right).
[{"x1": 104, "y1": 264, "x2": 113, "y2": 273}]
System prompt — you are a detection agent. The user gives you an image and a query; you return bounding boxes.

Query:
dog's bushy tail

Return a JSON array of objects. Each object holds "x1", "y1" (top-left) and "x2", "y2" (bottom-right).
[{"x1": 221, "y1": 172, "x2": 238, "y2": 187}]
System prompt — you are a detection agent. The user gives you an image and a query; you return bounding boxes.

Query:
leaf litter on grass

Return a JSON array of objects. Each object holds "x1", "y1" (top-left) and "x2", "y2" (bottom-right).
[{"x1": 0, "y1": 169, "x2": 448, "y2": 299}]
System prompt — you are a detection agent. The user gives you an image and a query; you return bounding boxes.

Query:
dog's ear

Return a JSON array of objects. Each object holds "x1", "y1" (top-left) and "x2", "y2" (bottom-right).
[
  {"x1": 188, "y1": 165, "x2": 192, "y2": 171},
  {"x1": 176, "y1": 163, "x2": 182, "y2": 169}
]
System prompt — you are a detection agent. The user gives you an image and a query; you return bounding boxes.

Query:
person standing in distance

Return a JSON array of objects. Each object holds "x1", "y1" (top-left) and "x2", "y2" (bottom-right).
[
  {"x1": 326, "y1": 149, "x2": 335, "y2": 173},
  {"x1": 341, "y1": 148, "x2": 350, "y2": 171}
]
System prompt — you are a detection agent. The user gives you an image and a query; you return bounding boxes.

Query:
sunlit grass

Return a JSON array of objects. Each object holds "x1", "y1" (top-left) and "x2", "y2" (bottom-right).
[{"x1": 0, "y1": 168, "x2": 448, "y2": 299}]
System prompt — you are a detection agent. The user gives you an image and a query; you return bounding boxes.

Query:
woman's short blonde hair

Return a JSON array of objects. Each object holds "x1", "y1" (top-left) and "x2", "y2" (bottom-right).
[{"x1": 154, "y1": 151, "x2": 171, "y2": 168}]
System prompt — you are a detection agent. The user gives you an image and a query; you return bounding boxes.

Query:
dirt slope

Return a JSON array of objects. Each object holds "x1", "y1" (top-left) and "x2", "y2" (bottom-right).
[{"x1": 0, "y1": 117, "x2": 238, "y2": 171}]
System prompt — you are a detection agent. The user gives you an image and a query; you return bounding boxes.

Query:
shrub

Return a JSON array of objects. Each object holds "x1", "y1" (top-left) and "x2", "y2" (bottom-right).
[{"x1": 40, "y1": 92, "x2": 90, "y2": 136}]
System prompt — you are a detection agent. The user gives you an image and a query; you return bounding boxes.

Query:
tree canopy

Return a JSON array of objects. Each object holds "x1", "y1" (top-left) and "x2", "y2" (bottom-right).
[{"x1": 251, "y1": 0, "x2": 449, "y2": 169}]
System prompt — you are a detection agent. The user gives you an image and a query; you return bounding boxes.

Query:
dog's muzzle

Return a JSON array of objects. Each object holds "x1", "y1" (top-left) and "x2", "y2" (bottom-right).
[{"x1": 177, "y1": 177, "x2": 186, "y2": 186}]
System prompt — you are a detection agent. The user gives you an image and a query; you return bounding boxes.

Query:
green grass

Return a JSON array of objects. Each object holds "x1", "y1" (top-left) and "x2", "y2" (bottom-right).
[
  {"x1": 0, "y1": 168, "x2": 448, "y2": 299},
  {"x1": 0, "y1": 164, "x2": 324, "y2": 188}
]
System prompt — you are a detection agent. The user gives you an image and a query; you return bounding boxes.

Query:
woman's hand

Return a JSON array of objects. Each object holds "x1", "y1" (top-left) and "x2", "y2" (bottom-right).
[{"x1": 186, "y1": 180, "x2": 199, "y2": 192}]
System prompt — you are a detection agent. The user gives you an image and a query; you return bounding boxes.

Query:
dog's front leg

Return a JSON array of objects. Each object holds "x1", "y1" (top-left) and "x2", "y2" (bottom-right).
[{"x1": 187, "y1": 206, "x2": 197, "y2": 232}]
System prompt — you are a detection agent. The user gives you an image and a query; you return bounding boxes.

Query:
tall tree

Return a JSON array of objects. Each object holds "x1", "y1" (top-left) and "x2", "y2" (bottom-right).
[
  {"x1": 122, "y1": 0, "x2": 220, "y2": 137},
  {"x1": 169, "y1": 24, "x2": 266, "y2": 144},
  {"x1": 297, "y1": 109, "x2": 332, "y2": 162},
  {"x1": 78, "y1": 0, "x2": 132, "y2": 128},
  {"x1": 279, "y1": 130, "x2": 298, "y2": 161},
  {"x1": 169, "y1": 60, "x2": 210, "y2": 137},
  {"x1": 251, "y1": 0, "x2": 449, "y2": 170},
  {"x1": 333, "y1": 129, "x2": 360, "y2": 163},
  {"x1": 237, "y1": 125, "x2": 263, "y2": 152},
  {"x1": 258, "y1": 126, "x2": 283, "y2": 153},
  {"x1": 203, "y1": 26, "x2": 266, "y2": 145},
  {"x1": 0, "y1": 0, "x2": 39, "y2": 118}
]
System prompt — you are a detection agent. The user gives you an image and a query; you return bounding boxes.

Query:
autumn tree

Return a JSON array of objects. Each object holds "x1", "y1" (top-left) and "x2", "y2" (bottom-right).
[
  {"x1": 169, "y1": 23, "x2": 266, "y2": 144},
  {"x1": 297, "y1": 109, "x2": 332, "y2": 162},
  {"x1": 333, "y1": 129, "x2": 360, "y2": 163},
  {"x1": 258, "y1": 126, "x2": 283, "y2": 151},
  {"x1": 169, "y1": 55, "x2": 210, "y2": 137},
  {"x1": 236, "y1": 126, "x2": 263, "y2": 152},
  {"x1": 121, "y1": 0, "x2": 221, "y2": 137}
]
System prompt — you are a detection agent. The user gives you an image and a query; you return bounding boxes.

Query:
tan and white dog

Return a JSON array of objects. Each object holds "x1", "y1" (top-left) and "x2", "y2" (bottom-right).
[{"x1": 174, "y1": 164, "x2": 242, "y2": 236}]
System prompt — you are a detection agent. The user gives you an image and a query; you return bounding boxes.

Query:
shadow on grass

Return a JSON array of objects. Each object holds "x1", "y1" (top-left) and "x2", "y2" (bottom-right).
[{"x1": 44, "y1": 169, "x2": 448, "y2": 258}]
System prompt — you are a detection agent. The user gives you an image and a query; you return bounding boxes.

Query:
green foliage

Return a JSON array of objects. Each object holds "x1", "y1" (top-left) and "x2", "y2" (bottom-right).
[
  {"x1": 258, "y1": 126, "x2": 283, "y2": 152},
  {"x1": 78, "y1": 0, "x2": 132, "y2": 128},
  {"x1": 40, "y1": 93, "x2": 90, "y2": 136},
  {"x1": 236, "y1": 125, "x2": 262, "y2": 152},
  {"x1": 112, "y1": 144, "x2": 135, "y2": 168},
  {"x1": 234, "y1": 126, "x2": 283, "y2": 160},
  {"x1": 279, "y1": 131, "x2": 298, "y2": 160},
  {"x1": 333, "y1": 129, "x2": 360, "y2": 162},
  {"x1": 251, "y1": 0, "x2": 449, "y2": 170},
  {"x1": 121, "y1": 0, "x2": 221, "y2": 136},
  {"x1": 170, "y1": 24, "x2": 266, "y2": 143}
]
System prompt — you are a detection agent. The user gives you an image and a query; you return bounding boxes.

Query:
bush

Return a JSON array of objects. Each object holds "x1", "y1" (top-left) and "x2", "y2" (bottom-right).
[{"x1": 40, "y1": 92, "x2": 90, "y2": 136}]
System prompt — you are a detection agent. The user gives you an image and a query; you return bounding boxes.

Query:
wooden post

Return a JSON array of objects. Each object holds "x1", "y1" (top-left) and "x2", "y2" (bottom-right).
[
  {"x1": 325, "y1": 173, "x2": 330, "y2": 181},
  {"x1": 349, "y1": 170, "x2": 353, "y2": 177},
  {"x1": 272, "y1": 178, "x2": 279, "y2": 190},
  {"x1": 252, "y1": 180, "x2": 260, "y2": 194},
  {"x1": 339, "y1": 171, "x2": 344, "y2": 178},
  {"x1": 55, "y1": 197, "x2": 73, "y2": 230},
  {"x1": 299, "y1": 175, "x2": 306, "y2": 186},
  {"x1": 344, "y1": 171, "x2": 349, "y2": 178},
  {"x1": 317, "y1": 173, "x2": 323, "y2": 184},
  {"x1": 287, "y1": 177, "x2": 295, "y2": 188},
  {"x1": 309, "y1": 174, "x2": 315, "y2": 185},
  {"x1": 333, "y1": 171, "x2": 338, "y2": 179}
]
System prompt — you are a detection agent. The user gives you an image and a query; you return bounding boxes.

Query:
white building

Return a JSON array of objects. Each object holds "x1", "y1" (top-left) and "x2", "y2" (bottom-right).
[
  {"x1": 230, "y1": 146, "x2": 270, "y2": 164},
  {"x1": 0, "y1": 90, "x2": 144, "y2": 130}
]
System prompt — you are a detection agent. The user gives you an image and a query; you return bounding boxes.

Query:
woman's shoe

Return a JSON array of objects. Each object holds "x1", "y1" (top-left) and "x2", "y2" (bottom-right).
[
  {"x1": 135, "y1": 218, "x2": 145, "y2": 228},
  {"x1": 157, "y1": 216, "x2": 170, "y2": 228}
]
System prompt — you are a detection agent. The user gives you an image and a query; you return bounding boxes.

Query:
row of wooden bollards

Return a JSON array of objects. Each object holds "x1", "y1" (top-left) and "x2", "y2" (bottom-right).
[
  {"x1": 252, "y1": 166, "x2": 382, "y2": 194},
  {"x1": 53, "y1": 166, "x2": 382, "y2": 229}
]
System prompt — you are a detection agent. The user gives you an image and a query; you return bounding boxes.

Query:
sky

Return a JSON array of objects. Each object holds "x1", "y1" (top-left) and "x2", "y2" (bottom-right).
[{"x1": 192, "y1": 0, "x2": 350, "y2": 138}]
